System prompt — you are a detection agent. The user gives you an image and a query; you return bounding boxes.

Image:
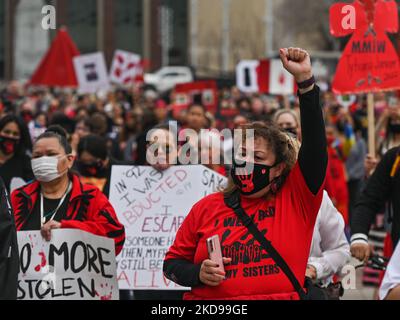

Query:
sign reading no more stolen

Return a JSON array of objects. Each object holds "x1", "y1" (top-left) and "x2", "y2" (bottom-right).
[{"x1": 17, "y1": 229, "x2": 119, "y2": 300}]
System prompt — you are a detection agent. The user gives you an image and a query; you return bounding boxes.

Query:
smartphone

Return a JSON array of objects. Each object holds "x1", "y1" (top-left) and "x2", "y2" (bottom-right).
[{"x1": 206, "y1": 235, "x2": 225, "y2": 273}]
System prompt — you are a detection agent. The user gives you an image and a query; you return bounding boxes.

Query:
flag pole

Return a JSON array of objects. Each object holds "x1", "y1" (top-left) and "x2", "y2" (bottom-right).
[
  {"x1": 367, "y1": 92, "x2": 376, "y2": 156},
  {"x1": 222, "y1": 0, "x2": 231, "y2": 74}
]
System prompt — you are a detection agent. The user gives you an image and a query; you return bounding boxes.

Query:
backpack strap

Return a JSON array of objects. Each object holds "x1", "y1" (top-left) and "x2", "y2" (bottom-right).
[{"x1": 224, "y1": 190, "x2": 308, "y2": 300}]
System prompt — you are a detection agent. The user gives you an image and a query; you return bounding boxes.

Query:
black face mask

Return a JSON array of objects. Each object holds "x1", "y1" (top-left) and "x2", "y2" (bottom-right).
[
  {"x1": 77, "y1": 161, "x2": 107, "y2": 178},
  {"x1": 389, "y1": 123, "x2": 400, "y2": 134},
  {"x1": 0, "y1": 136, "x2": 19, "y2": 155},
  {"x1": 20, "y1": 110, "x2": 33, "y2": 123},
  {"x1": 231, "y1": 161, "x2": 278, "y2": 196},
  {"x1": 336, "y1": 121, "x2": 346, "y2": 134}
]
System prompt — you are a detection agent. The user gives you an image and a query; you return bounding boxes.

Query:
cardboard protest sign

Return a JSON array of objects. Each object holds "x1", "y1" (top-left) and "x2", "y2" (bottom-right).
[
  {"x1": 330, "y1": 0, "x2": 400, "y2": 154},
  {"x1": 330, "y1": 0, "x2": 400, "y2": 94},
  {"x1": 109, "y1": 165, "x2": 227, "y2": 290},
  {"x1": 73, "y1": 52, "x2": 110, "y2": 94},
  {"x1": 236, "y1": 59, "x2": 295, "y2": 95},
  {"x1": 173, "y1": 81, "x2": 218, "y2": 118},
  {"x1": 109, "y1": 50, "x2": 143, "y2": 86},
  {"x1": 17, "y1": 230, "x2": 119, "y2": 300}
]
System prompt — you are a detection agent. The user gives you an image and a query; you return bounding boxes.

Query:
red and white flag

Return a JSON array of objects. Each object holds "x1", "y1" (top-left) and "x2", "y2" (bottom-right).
[
  {"x1": 110, "y1": 50, "x2": 143, "y2": 86},
  {"x1": 173, "y1": 81, "x2": 218, "y2": 118},
  {"x1": 236, "y1": 59, "x2": 296, "y2": 95}
]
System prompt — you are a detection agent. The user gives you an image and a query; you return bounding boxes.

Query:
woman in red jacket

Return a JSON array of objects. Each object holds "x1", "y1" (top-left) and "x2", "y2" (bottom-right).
[
  {"x1": 11, "y1": 126, "x2": 125, "y2": 255},
  {"x1": 163, "y1": 48, "x2": 328, "y2": 300},
  {"x1": 325, "y1": 125, "x2": 350, "y2": 226}
]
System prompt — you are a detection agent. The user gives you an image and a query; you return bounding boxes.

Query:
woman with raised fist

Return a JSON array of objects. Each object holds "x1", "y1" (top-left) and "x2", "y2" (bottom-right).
[{"x1": 164, "y1": 48, "x2": 328, "y2": 300}]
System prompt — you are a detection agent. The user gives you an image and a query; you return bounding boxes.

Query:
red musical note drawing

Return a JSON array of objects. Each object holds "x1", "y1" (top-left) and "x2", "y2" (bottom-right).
[
  {"x1": 34, "y1": 251, "x2": 47, "y2": 273},
  {"x1": 236, "y1": 168, "x2": 255, "y2": 193}
]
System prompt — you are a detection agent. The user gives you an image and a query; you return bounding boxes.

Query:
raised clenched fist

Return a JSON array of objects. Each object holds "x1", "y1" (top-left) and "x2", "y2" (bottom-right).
[{"x1": 279, "y1": 47, "x2": 313, "y2": 84}]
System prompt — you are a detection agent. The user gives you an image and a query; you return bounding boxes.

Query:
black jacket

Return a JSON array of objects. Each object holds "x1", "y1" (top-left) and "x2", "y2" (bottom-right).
[
  {"x1": 352, "y1": 147, "x2": 400, "y2": 248},
  {"x1": 0, "y1": 153, "x2": 33, "y2": 193},
  {"x1": 0, "y1": 177, "x2": 19, "y2": 300}
]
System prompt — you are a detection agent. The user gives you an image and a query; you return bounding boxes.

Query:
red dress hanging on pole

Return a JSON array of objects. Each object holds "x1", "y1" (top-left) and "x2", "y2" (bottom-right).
[{"x1": 330, "y1": 0, "x2": 400, "y2": 94}]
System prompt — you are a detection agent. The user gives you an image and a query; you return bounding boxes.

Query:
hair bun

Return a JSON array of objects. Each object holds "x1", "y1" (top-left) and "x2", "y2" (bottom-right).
[{"x1": 45, "y1": 125, "x2": 68, "y2": 139}]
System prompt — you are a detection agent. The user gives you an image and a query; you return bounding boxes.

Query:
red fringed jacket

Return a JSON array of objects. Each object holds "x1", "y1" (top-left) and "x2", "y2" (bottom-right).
[{"x1": 11, "y1": 174, "x2": 125, "y2": 255}]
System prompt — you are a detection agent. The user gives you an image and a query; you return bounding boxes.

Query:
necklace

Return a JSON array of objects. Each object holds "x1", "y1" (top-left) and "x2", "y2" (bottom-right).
[{"x1": 40, "y1": 181, "x2": 72, "y2": 227}]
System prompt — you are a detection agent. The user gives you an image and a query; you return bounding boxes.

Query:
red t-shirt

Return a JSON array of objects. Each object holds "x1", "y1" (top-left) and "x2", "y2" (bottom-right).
[{"x1": 165, "y1": 163, "x2": 324, "y2": 300}]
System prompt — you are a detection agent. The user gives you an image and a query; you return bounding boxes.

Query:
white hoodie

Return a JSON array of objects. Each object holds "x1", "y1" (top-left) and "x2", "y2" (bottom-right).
[{"x1": 308, "y1": 191, "x2": 351, "y2": 284}]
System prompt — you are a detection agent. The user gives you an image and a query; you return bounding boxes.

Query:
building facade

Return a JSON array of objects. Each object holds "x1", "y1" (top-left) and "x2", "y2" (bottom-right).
[
  {"x1": 0, "y1": 1, "x2": 4, "y2": 79},
  {"x1": 0, "y1": 0, "x2": 189, "y2": 81},
  {"x1": 0, "y1": 0, "x2": 346, "y2": 82},
  {"x1": 190, "y1": 0, "x2": 344, "y2": 78}
]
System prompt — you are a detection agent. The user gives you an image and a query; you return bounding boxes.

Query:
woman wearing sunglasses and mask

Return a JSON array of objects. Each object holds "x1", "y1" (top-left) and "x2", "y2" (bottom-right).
[
  {"x1": 119, "y1": 123, "x2": 181, "y2": 301},
  {"x1": 163, "y1": 48, "x2": 328, "y2": 300},
  {"x1": 11, "y1": 126, "x2": 125, "y2": 255},
  {"x1": 0, "y1": 115, "x2": 33, "y2": 192},
  {"x1": 76, "y1": 134, "x2": 114, "y2": 197}
]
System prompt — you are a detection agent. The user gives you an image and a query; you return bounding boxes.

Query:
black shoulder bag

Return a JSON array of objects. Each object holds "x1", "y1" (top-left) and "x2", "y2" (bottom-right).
[{"x1": 224, "y1": 190, "x2": 339, "y2": 300}]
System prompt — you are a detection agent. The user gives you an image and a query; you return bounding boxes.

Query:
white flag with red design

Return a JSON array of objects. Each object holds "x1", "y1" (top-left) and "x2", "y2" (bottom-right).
[
  {"x1": 236, "y1": 59, "x2": 296, "y2": 95},
  {"x1": 110, "y1": 50, "x2": 143, "y2": 86}
]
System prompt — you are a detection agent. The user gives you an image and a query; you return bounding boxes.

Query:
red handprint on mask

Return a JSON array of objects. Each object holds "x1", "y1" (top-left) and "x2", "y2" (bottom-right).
[
  {"x1": 3, "y1": 140, "x2": 15, "y2": 154},
  {"x1": 236, "y1": 168, "x2": 255, "y2": 193}
]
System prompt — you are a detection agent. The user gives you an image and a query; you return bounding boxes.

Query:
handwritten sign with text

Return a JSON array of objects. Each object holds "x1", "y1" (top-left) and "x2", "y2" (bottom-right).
[
  {"x1": 330, "y1": 0, "x2": 400, "y2": 93},
  {"x1": 109, "y1": 165, "x2": 227, "y2": 290},
  {"x1": 17, "y1": 230, "x2": 119, "y2": 300}
]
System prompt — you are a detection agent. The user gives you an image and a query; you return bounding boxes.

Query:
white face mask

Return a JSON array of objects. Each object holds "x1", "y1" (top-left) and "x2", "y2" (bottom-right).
[{"x1": 31, "y1": 156, "x2": 67, "y2": 183}]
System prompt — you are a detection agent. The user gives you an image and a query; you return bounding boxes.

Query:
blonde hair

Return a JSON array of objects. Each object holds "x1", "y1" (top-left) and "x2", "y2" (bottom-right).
[{"x1": 274, "y1": 109, "x2": 300, "y2": 128}]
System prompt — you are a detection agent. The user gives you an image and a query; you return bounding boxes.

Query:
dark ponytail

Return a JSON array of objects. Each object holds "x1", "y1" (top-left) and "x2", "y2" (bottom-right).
[{"x1": 36, "y1": 125, "x2": 72, "y2": 154}]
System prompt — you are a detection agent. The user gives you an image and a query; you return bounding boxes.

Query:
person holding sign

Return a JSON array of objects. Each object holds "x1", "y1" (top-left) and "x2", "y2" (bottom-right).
[
  {"x1": 129, "y1": 124, "x2": 186, "y2": 301},
  {"x1": 164, "y1": 48, "x2": 328, "y2": 300},
  {"x1": 11, "y1": 126, "x2": 125, "y2": 255},
  {"x1": 146, "y1": 124, "x2": 179, "y2": 172}
]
